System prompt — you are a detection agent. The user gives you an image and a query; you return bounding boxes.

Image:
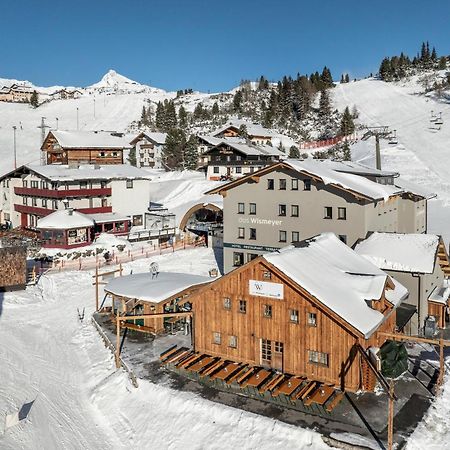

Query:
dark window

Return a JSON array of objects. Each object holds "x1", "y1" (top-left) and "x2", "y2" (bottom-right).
[
  {"x1": 279, "y1": 230, "x2": 287, "y2": 242},
  {"x1": 249, "y1": 228, "x2": 256, "y2": 240},
  {"x1": 233, "y1": 252, "x2": 244, "y2": 267},
  {"x1": 290, "y1": 309, "x2": 299, "y2": 323},
  {"x1": 22, "y1": 197, "x2": 28, "y2": 205},
  {"x1": 235, "y1": 166, "x2": 242, "y2": 174},
  {"x1": 239, "y1": 300, "x2": 247, "y2": 314},
  {"x1": 292, "y1": 231, "x2": 300, "y2": 242},
  {"x1": 291, "y1": 178, "x2": 298, "y2": 190},
  {"x1": 213, "y1": 166, "x2": 220, "y2": 173},
  {"x1": 291, "y1": 205, "x2": 299, "y2": 217},
  {"x1": 304, "y1": 179, "x2": 311, "y2": 191},
  {"x1": 267, "y1": 179, "x2": 274, "y2": 190},
  {"x1": 237, "y1": 203, "x2": 245, "y2": 214},
  {"x1": 247, "y1": 253, "x2": 258, "y2": 262},
  {"x1": 126, "y1": 180, "x2": 133, "y2": 189},
  {"x1": 229, "y1": 335, "x2": 238, "y2": 348},
  {"x1": 278, "y1": 204, "x2": 286, "y2": 216},
  {"x1": 249, "y1": 203, "x2": 256, "y2": 215},
  {"x1": 213, "y1": 332, "x2": 221, "y2": 345},
  {"x1": 308, "y1": 350, "x2": 329, "y2": 366},
  {"x1": 238, "y1": 227, "x2": 245, "y2": 239},
  {"x1": 42, "y1": 198, "x2": 47, "y2": 207},
  {"x1": 263, "y1": 304, "x2": 272, "y2": 318},
  {"x1": 80, "y1": 181, "x2": 88, "y2": 189},
  {"x1": 338, "y1": 207, "x2": 347, "y2": 220},
  {"x1": 32, "y1": 197, "x2": 37, "y2": 206},
  {"x1": 308, "y1": 312, "x2": 317, "y2": 327},
  {"x1": 52, "y1": 200, "x2": 58, "y2": 209},
  {"x1": 279, "y1": 179, "x2": 287, "y2": 190},
  {"x1": 324, "y1": 207, "x2": 332, "y2": 219}
]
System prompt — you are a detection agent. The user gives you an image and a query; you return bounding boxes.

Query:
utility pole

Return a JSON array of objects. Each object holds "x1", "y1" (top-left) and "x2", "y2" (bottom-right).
[
  {"x1": 12, "y1": 126, "x2": 17, "y2": 169},
  {"x1": 361, "y1": 126, "x2": 394, "y2": 171},
  {"x1": 93, "y1": 98, "x2": 96, "y2": 119},
  {"x1": 56, "y1": 117, "x2": 59, "y2": 130},
  {"x1": 76, "y1": 107, "x2": 79, "y2": 130}
]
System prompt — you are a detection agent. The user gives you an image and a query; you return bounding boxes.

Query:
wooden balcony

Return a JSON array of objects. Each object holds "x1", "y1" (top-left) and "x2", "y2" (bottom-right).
[
  {"x1": 15, "y1": 204, "x2": 112, "y2": 216},
  {"x1": 14, "y1": 186, "x2": 112, "y2": 198}
]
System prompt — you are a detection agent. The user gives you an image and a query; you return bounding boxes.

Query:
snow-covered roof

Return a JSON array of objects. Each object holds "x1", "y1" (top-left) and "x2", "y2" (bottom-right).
[
  {"x1": 130, "y1": 132, "x2": 167, "y2": 146},
  {"x1": 197, "y1": 135, "x2": 224, "y2": 146},
  {"x1": 284, "y1": 159, "x2": 404, "y2": 201},
  {"x1": 48, "y1": 130, "x2": 129, "y2": 149},
  {"x1": 37, "y1": 209, "x2": 94, "y2": 230},
  {"x1": 212, "y1": 120, "x2": 274, "y2": 138},
  {"x1": 263, "y1": 233, "x2": 406, "y2": 338},
  {"x1": 104, "y1": 271, "x2": 212, "y2": 303},
  {"x1": 206, "y1": 140, "x2": 284, "y2": 158},
  {"x1": 26, "y1": 163, "x2": 152, "y2": 182},
  {"x1": 321, "y1": 160, "x2": 398, "y2": 178},
  {"x1": 354, "y1": 232, "x2": 440, "y2": 274},
  {"x1": 429, "y1": 280, "x2": 450, "y2": 304},
  {"x1": 87, "y1": 212, "x2": 130, "y2": 224}
]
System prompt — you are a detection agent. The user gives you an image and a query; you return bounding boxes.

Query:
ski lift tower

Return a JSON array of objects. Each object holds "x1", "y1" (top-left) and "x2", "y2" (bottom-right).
[
  {"x1": 361, "y1": 126, "x2": 394, "y2": 170},
  {"x1": 37, "y1": 117, "x2": 51, "y2": 165}
]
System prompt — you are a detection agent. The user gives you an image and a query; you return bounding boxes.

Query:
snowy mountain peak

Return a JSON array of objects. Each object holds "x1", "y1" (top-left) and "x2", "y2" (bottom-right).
[{"x1": 89, "y1": 69, "x2": 140, "y2": 89}]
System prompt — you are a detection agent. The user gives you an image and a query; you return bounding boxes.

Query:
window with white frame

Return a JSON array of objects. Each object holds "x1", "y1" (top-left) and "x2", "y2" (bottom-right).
[
  {"x1": 229, "y1": 335, "x2": 238, "y2": 348},
  {"x1": 213, "y1": 332, "x2": 221, "y2": 345},
  {"x1": 308, "y1": 350, "x2": 329, "y2": 366},
  {"x1": 307, "y1": 312, "x2": 317, "y2": 326}
]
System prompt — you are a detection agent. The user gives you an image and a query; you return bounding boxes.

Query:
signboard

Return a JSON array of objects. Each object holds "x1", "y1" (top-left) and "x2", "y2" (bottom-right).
[{"x1": 249, "y1": 280, "x2": 284, "y2": 300}]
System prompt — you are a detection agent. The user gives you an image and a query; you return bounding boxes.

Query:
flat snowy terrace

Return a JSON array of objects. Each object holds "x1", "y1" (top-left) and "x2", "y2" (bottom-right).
[
  {"x1": 355, "y1": 232, "x2": 440, "y2": 274},
  {"x1": 104, "y1": 271, "x2": 212, "y2": 302}
]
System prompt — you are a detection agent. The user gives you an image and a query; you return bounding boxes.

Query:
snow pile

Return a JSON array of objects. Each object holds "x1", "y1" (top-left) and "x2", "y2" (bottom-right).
[
  {"x1": 36, "y1": 209, "x2": 94, "y2": 230},
  {"x1": 264, "y1": 233, "x2": 405, "y2": 337},
  {"x1": 355, "y1": 232, "x2": 440, "y2": 274}
]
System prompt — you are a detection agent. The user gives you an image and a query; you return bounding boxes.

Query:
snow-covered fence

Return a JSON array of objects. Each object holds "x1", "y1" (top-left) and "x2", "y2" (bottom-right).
[
  {"x1": 46, "y1": 236, "x2": 200, "y2": 274},
  {"x1": 91, "y1": 315, "x2": 139, "y2": 388}
]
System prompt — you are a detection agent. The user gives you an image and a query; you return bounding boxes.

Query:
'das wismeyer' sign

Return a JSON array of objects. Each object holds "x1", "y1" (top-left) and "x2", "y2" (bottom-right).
[{"x1": 249, "y1": 280, "x2": 284, "y2": 300}]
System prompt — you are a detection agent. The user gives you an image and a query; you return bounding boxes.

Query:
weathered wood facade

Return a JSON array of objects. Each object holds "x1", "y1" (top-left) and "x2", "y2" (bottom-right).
[
  {"x1": 0, "y1": 245, "x2": 27, "y2": 291},
  {"x1": 192, "y1": 257, "x2": 398, "y2": 392},
  {"x1": 41, "y1": 132, "x2": 124, "y2": 165}
]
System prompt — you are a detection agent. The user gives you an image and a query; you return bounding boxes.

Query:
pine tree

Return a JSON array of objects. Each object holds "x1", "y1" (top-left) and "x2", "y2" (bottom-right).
[
  {"x1": 258, "y1": 75, "x2": 269, "y2": 90},
  {"x1": 233, "y1": 90, "x2": 243, "y2": 112},
  {"x1": 342, "y1": 141, "x2": 351, "y2": 161},
  {"x1": 140, "y1": 106, "x2": 146, "y2": 126},
  {"x1": 318, "y1": 89, "x2": 332, "y2": 120},
  {"x1": 193, "y1": 103, "x2": 204, "y2": 120},
  {"x1": 183, "y1": 135, "x2": 199, "y2": 170},
  {"x1": 30, "y1": 90, "x2": 39, "y2": 108},
  {"x1": 339, "y1": 106, "x2": 355, "y2": 136},
  {"x1": 238, "y1": 124, "x2": 248, "y2": 139},
  {"x1": 431, "y1": 46, "x2": 437, "y2": 62},
  {"x1": 379, "y1": 57, "x2": 392, "y2": 81},
  {"x1": 163, "y1": 128, "x2": 186, "y2": 170},
  {"x1": 178, "y1": 105, "x2": 188, "y2": 129},
  {"x1": 438, "y1": 56, "x2": 447, "y2": 70},
  {"x1": 155, "y1": 102, "x2": 165, "y2": 130},
  {"x1": 344, "y1": 74, "x2": 350, "y2": 83},
  {"x1": 320, "y1": 66, "x2": 333, "y2": 88},
  {"x1": 127, "y1": 147, "x2": 137, "y2": 166},
  {"x1": 211, "y1": 102, "x2": 220, "y2": 116},
  {"x1": 164, "y1": 100, "x2": 177, "y2": 131},
  {"x1": 340, "y1": 74, "x2": 345, "y2": 84},
  {"x1": 289, "y1": 145, "x2": 300, "y2": 158}
]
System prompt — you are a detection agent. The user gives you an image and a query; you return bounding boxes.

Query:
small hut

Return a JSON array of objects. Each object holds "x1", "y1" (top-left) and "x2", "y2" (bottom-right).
[
  {"x1": 104, "y1": 272, "x2": 212, "y2": 334},
  {"x1": 37, "y1": 209, "x2": 94, "y2": 249}
]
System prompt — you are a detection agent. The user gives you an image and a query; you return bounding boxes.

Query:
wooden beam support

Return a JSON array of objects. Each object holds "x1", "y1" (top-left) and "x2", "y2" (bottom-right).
[{"x1": 378, "y1": 331, "x2": 450, "y2": 347}]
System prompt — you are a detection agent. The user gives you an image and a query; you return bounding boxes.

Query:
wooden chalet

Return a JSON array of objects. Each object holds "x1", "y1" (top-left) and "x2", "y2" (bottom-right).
[
  {"x1": 41, "y1": 130, "x2": 128, "y2": 165},
  {"x1": 212, "y1": 122, "x2": 273, "y2": 145},
  {"x1": 189, "y1": 233, "x2": 408, "y2": 393},
  {"x1": 104, "y1": 272, "x2": 212, "y2": 334}
]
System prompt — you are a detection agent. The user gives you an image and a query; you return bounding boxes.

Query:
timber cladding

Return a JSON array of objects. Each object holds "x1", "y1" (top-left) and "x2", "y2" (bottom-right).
[
  {"x1": 0, "y1": 246, "x2": 27, "y2": 290},
  {"x1": 191, "y1": 258, "x2": 396, "y2": 392}
]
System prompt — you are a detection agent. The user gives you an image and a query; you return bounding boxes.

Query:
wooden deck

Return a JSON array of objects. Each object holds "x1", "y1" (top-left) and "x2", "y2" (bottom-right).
[{"x1": 161, "y1": 347, "x2": 345, "y2": 413}]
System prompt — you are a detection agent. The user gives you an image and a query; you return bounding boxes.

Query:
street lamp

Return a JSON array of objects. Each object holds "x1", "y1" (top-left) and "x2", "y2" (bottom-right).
[{"x1": 12, "y1": 126, "x2": 17, "y2": 169}]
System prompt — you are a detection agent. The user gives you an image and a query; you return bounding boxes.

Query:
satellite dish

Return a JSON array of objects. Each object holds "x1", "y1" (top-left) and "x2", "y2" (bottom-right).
[{"x1": 150, "y1": 262, "x2": 159, "y2": 279}]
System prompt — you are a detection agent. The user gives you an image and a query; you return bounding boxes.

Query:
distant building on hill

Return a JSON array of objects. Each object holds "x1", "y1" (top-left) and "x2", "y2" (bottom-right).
[
  {"x1": 50, "y1": 89, "x2": 83, "y2": 100},
  {"x1": 0, "y1": 84, "x2": 36, "y2": 103},
  {"x1": 212, "y1": 121, "x2": 273, "y2": 146},
  {"x1": 41, "y1": 130, "x2": 129, "y2": 166},
  {"x1": 129, "y1": 132, "x2": 167, "y2": 169}
]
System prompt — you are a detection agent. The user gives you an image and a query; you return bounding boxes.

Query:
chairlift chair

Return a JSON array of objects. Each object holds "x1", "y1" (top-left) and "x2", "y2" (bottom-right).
[
  {"x1": 435, "y1": 113, "x2": 444, "y2": 126},
  {"x1": 388, "y1": 130, "x2": 398, "y2": 145}
]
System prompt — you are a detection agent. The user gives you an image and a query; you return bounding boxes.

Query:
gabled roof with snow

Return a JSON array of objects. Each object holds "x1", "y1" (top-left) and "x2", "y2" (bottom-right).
[
  {"x1": 354, "y1": 232, "x2": 440, "y2": 274},
  {"x1": 206, "y1": 159, "x2": 413, "y2": 201},
  {"x1": 26, "y1": 163, "x2": 152, "y2": 182},
  {"x1": 212, "y1": 120, "x2": 274, "y2": 138},
  {"x1": 321, "y1": 160, "x2": 399, "y2": 178},
  {"x1": 129, "y1": 131, "x2": 167, "y2": 146},
  {"x1": 104, "y1": 271, "x2": 212, "y2": 303},
  {"x1": 36, "y1": 209, "x2": 94, "y2": 230},
  {"x1": 264, "y1": 233, "x2": 406, "y2": 338},
  {"x1": 47, "y1": 130, "x2": 129, "y2": 149},
  {"x1": 205, "y1": 140, "x2": 284, "y2": 158}
]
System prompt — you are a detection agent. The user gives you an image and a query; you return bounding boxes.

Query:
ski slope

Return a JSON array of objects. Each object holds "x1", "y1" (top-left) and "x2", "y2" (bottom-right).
[{"x1": 334, "y1": 78, "x2": 450, "y2": 242}]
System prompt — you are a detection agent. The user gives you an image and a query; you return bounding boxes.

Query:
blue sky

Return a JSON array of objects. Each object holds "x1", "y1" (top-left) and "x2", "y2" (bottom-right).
[{"x1": 3, "y1": 0, "x2": 450, "y2": 91}]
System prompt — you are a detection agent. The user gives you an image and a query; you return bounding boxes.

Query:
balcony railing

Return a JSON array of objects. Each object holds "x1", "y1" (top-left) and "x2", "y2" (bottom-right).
[
  {"x1": 15, "y1": 204, "x2": 112, "y2": 216},
  {"x1": 14, "y1": 186, "x2": 112, "y2": 198}
]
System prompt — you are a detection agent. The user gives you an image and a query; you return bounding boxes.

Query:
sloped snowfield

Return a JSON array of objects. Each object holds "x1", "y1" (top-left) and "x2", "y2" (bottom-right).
[{"x1": 0, "y1": 247, "x2": 327, "y2": 449}]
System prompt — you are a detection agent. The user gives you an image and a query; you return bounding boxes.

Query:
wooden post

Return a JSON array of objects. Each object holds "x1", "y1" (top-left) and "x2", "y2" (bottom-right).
[
  {"x1": 388, "y1": 380, "x2": 394, "y2": 450},
  {"x1": 438, "y1": 337, "x2": 445, "y2": 388},
  {"x1": 115, "y1": 313, "x2": 121, "y2": 368},
  {"x1": 119, "y1": 263, "x2": 123, "y2": 276},
  {"x1": 95, "y1": 266, "x2": 99, "y2": 312}
]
